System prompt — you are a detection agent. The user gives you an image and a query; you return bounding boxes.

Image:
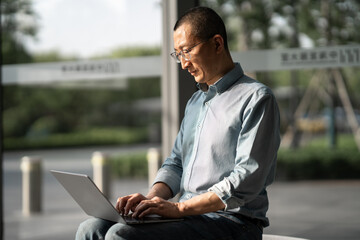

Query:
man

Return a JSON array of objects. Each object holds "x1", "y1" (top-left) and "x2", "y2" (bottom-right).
[{"x1": 76, "y1": 6, "x2": 280, "y2": 240}]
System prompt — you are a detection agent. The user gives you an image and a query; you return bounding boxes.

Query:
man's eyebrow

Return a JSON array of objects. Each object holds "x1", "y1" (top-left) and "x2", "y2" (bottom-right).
[{"x1": 174, "y1": 42, "x2": 188, "y2": 51}]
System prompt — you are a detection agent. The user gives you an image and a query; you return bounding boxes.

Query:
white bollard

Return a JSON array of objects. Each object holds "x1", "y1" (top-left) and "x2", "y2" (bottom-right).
[
  {"x1": 20, "y1": 156, "x2": 42, "y2": 216},
  {"x1": 147, "y1": 148, "x2": 162, "y2": 187},
  {"x1": 91, "y1": 152, "x2": 111, "y2": 198}
]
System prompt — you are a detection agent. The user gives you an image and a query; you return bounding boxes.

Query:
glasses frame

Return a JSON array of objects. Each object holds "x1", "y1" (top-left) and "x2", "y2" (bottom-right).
[{"x1": 170, "y1": 39, "x2": 209, "y2": 63}]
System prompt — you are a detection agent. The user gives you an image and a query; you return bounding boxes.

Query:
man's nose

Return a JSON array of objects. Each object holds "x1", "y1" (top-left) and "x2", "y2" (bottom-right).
[{"x1": 180, "y1": 57, "x2": 190, "y2": 69}]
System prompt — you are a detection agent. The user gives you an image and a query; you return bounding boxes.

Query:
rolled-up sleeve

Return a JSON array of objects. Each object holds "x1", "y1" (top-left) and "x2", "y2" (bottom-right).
[{"x1": 208, "y1": 90, "x2": 280, "y2": 211}]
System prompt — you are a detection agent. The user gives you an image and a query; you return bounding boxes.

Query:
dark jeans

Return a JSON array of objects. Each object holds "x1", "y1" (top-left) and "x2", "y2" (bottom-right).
[{"x1": 75, "y1": 212, "x2": 263, "y2": 240}]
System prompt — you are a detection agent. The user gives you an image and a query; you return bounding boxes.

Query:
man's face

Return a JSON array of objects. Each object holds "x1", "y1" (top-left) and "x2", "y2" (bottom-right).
[{"x1": 173, "y1": 23, "x2": 219, "y2": 86}]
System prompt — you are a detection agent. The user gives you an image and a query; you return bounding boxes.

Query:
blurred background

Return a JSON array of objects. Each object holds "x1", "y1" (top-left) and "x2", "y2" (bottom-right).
[
  {"x1": 3, "y1": 0, "x2": 360, "y2": 178},
  {"x1": 1, "y1": 0, "x2": 360, "y2": 239}
]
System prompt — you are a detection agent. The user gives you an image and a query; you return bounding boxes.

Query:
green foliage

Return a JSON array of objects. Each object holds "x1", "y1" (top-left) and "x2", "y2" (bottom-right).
[
  {"x1": 33, "y1": 50, "x2": 79, "y2": 63},
  {"x1": 3, "y1": 86, "x2": 86, "y2": 136},
  {"x1": 277, "y1": 148, "x2": 360, "y2": 181},
  {"x1": 1, "y1": 0, "x2": 38, "y2": 64},
  {"x1": 91, "y1": 46, "x2": 161, "y2": 60},
  {"x1": 1, "y1": 0, "x2": 38, "y2": 35},
  {"x1": 3, "y1": 106, "x2": 33, "y2": 137},
  {"x1": 1, "y1": 33, "x2": 33, "y2": 64},
  {"x1": 110, "y1": 152, "x2": 148, "y2": 179},
  {"x1": 26, "y1": 116, "x2": 61, "y2": 137},
  {"x1": 304, "y1": 134, "x2": 358, "y2": 150},
  {"x1": 3, "y1": 80, "x2": 161, "y2": 141},
  {"x1": 202, "y1": 0, "x2": 360, "y2": 50},
  {"x1": 127, "y1": 77, "x2": 161, "y2": 100},
  {"x1": 3, "y1": 127, "x2": 148, "y2": 150},
  {"x1": 277, "y1": 135, "x2": 360, "y2": 180}
]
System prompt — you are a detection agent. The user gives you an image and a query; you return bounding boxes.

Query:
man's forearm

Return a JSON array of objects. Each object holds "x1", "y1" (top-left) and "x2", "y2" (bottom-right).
[
  {"x1": 177, "y1": 191, "x2": 225, "y2": 216},
  {"x1": 133, "y1": 185, "x2": 225, "y2": 219},
  {"x1": 144, "y1": 183, "x2": 225, "y2": 218},
  {"x1": 146, "y1": 182, "x2": 173, "y2": 200}
]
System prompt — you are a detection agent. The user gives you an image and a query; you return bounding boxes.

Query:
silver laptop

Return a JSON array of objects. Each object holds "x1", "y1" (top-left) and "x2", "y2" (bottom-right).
[{"x1": 51, "y1": 170, "x2": 183, "y2": 224}]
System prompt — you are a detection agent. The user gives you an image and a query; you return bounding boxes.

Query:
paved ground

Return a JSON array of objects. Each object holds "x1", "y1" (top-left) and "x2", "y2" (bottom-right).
[{"x1": 3, "y1": 146, "x2": 360, "y2": 240}]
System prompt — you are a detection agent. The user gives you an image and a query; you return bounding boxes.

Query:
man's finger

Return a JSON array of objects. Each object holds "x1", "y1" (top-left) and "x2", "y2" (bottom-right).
[
  {"x1": 124, "y1": 194, "x2": 145, "y2": 215},
  {"x1": 116, "y1": 196, "x2": 130, "y2": 214}
]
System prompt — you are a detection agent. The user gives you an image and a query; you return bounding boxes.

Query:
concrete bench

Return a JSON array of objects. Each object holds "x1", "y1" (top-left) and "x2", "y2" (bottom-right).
[{"x1": 263, "y1": 234, "x2": 308, "y2": 240}]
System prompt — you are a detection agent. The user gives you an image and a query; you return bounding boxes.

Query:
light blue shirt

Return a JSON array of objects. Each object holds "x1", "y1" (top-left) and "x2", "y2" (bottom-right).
[{"x1": 154, "y1": 63, "x2": 280, "y2": 226}]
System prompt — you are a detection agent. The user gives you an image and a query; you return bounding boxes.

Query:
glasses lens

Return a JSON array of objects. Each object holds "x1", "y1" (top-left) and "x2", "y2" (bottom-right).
[
  {"x1": 183, "y1": 52, "x2": 191, "y2": 61},
  {"x1": 170, "y1": 52, "x2": 180, "y2": 63},
  {"x1": 170, "y1": 51, "x2": 191, "y2": 63}
]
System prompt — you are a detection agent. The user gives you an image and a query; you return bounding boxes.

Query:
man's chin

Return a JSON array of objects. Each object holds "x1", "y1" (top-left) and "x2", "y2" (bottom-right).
[{"x1": 194, "y1": 76, "x2": 204, "y2": 84}]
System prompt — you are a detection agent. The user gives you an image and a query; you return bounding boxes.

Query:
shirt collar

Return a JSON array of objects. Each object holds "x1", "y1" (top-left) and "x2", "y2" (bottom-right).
[{"x1": 197, "y1": 62, "x2": 244, "y2": 93}]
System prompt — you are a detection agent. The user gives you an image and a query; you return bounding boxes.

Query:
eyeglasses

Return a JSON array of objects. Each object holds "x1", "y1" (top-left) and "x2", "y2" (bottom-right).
[{"x1": 170, "y1": 40, "x2": 208, "y2": 63}]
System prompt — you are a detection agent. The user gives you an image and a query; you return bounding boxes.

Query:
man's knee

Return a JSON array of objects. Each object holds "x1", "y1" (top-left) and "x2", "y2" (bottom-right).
[
  {"x1": 76, "y1": 218, "x2": 114, "y2": 240},
  {"x1": 105, "y1": 224, "x2": 137, "y2": 240}
]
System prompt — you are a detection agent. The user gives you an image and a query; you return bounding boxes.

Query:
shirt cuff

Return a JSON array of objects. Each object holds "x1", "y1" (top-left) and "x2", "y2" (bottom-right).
[
  {"x1": 208, "y1": 178, "x2": 245, "y2": 211},
  {"x1": 153, "y1": 167, "x2": 181, "y2": 197}
]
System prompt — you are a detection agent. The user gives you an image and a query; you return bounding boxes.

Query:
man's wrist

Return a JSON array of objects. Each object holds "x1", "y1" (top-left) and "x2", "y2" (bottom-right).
[
  {"x1": 146, "y1": 182, "x2": 173, "y2": 200},
  {"x1": 175, "y1": 202, "x2": 187, "y2": 216}
]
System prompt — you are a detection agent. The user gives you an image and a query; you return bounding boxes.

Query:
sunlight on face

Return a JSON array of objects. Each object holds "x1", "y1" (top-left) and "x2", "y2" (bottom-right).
[{"x1": 173, "y1": 23, "x2": 219, "y2": 86}]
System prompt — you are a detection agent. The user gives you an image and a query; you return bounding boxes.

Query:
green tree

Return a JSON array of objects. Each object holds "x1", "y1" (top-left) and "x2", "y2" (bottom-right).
[
  {"x1": 91, "y1": 46, "x2": 161, "y2": 60},
  {"x1": 201, "y1": 0, "x2": 360, "y2": 50},
  {"x1": 33, "y1": 50, "x2": 79, "y2": 63},
  {"x1": 1, "y1": 0, "x2": 38, "y2": 64}
]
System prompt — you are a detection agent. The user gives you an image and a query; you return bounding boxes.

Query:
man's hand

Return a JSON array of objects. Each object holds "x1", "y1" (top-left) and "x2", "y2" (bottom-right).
[
  {"x1": 115, "y1": 184, "x2": 224, "y2": 219},
  {"x1": 116, "y1": 194, "x2": 183, "y2": 219},
  {"x1": 131, "y1": 191, "x2": 225, "y2": 219},
  {"x1": 132, "y1": 197, "x2": 184, "y2": 219},
  {"x1": 116, "y1": 193, "x2": 148, "y2": 216},
  {"x1": 115, "y1": 183, "x2": 173, "y2": 217}
]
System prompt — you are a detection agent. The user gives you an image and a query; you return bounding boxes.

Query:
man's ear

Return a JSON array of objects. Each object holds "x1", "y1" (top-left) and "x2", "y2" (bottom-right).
[{"x1": 213, "y1": 34, "x2": 224, "y2": 53}]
